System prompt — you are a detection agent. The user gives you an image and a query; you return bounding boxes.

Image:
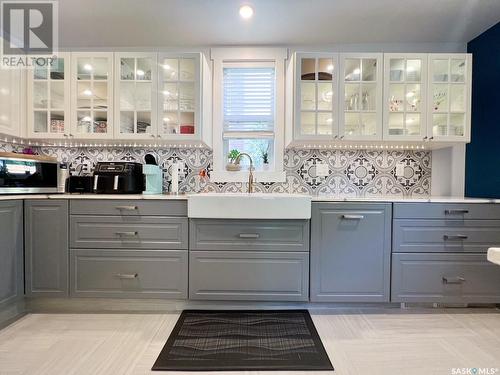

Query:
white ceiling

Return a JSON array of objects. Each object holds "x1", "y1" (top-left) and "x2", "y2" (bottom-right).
[{"x1": 58, "y1": 0, "x2": 500, "y2": 48}]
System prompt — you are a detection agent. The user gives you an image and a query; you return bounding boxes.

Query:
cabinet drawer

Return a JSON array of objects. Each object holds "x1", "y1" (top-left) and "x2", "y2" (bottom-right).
[
  {"x1": 393, "y1": 219, "x2": 500, "y2": 253},
  {"x1": 190, "y1": 219, "x2": 309, "y2": 251},
  {"x1": 391, "y1": 253, "x2": 500, "y2": 303},
  {"x1": 70, "y1": 216, "x2": 188, "y2": 249},
  {"x1": 70, "y1": 249, "x2": 188, "y2": 299},
  {"x1": 70, "y1": 200, "x2": 187, "y2": 216},
  {"x1": 189, "y1": 251, "x2": 309, "y2": 301},
  {"x1": 394, "y1": 203, "x2": 500, "y2": 220}
]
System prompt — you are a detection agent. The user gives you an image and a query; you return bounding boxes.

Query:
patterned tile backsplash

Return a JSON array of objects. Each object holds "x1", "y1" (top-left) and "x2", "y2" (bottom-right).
[{"x1": 0, "y1": 142, "x2": 431, "y2": 197}]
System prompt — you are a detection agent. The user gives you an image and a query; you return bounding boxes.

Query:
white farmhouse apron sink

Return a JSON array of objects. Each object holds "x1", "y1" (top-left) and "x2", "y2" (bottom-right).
[{"x1": 487, "y1": 248, "x2": 500, "y2": 265}]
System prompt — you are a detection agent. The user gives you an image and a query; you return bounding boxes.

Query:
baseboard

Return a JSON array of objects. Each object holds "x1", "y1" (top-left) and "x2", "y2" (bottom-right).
[{"x1": 0, "y1": 299, "x2": 27, "y2": 330}]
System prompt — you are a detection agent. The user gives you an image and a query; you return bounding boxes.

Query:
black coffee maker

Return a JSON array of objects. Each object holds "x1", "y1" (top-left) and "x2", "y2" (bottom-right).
[{"x1": 93, "y1": 162, "x2": 144, "y2": 194}]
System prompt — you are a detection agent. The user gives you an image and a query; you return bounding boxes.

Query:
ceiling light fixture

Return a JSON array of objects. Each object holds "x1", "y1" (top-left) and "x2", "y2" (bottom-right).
[{"x1": 239, "y1": 5, "x2": 254, "y2": 19}]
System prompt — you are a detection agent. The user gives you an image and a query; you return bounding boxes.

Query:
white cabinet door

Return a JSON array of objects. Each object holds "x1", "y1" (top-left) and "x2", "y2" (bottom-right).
[
  {"x1": 383, "y1": 54, "x2": 428, "y2": 141},
  {"x1": 339, "y1": 53, "x2": 383, "y2": 141},
  {"x1": 428, "y1": 54, "x2": 472, "y2": 142},
  {"x1": 27, "y1": 53, "x2": 71, "y2": 139},
  {"x1": 71, "y1": 52, "x2": 114, "y2": 139},
  {"x1": 295, "y1": 53, "x2": 339, "y2": 140},
  {"x1": 0, "y1": 68, "x2": 23, "y2": 137},
  {"x1": 158, "y1": 53, "x2": 201, "y2": 141},
  {"x1": 114, "y1": 52, "x2": 158, "y2": 140}
]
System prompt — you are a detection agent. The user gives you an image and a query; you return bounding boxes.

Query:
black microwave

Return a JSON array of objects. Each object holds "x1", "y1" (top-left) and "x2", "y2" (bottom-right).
[{"x1": 0, "y1": 154, "x2": 59, "y2": 194}]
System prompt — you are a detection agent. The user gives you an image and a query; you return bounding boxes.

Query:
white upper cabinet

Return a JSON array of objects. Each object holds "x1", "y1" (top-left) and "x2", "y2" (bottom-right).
[
  {"x1": 383, "y1": 54, "x2": 428, "y2": 141},
  {"x1": 27, "y1": 53, "x2": 71, "y2": 139},
  {"x1": 0, "y1": 68, "x2": 24, "y2": 137},
  {"x1": 295, "y1": 53, "x2": 339, "y2": 140},
  {"x1": 339, "y1": 53, "x2": 383, "y2": 141},
  {"x1": 71, "y1": 52, "x2": 114, "y2": 139},
  {"x1": 114, "y1": 52, "x2": 158, "y2": 140},
  {"x1": 428, "y1": 54, "x2": 471, "y2": 142},
  {"x1": 158, "y1": 53, "x2": 201, "y2": 140}
]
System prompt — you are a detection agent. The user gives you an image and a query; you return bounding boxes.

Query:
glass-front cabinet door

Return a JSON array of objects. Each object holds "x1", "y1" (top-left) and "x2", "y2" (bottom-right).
[
  {"x1": 383, "y1": 54, "x2": 428, "y2": 141},
  {"x1": 71, "y1": 52, "x2": 113, "y2": 139},
  {"x1": 295, "y1": 53, "x2": 338, "y2": 139},
  {"x1": 0, "y1": 68, "x2": 23, "y2": 137},
  {"x1": 27, "y1": 53, "x2": 71, "y2": 139},
  {"x1": 114, "y1": 53, "x2": 157, "y2": 139},
  {"x1": 158, "y1": 53, "x2": 200, "y2": 140},
  {"x1": 339, "y1": 53, "x2": 383, "y2": 141},
  {"x1": 428, "y1": 54, "x2": 471, "y2": 142}
]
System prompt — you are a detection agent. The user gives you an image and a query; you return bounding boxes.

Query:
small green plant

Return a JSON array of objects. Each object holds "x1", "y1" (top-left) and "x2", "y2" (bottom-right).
[
  {"x1": 259, "y1": 145, "x2": 269, "y2": 164},
  {"x1": 227, "y1": 149, "x2": 240, "y2": 163}
]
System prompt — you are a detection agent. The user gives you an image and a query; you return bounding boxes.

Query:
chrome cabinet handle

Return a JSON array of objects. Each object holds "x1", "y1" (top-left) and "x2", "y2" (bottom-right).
[
  {"x1": 238, "y1": 233, "x2": 260, "y2": 239},
  {"x1": 442, "y1": 276, "x2": 465, "y2": 285},
  {"x1": 115, "y1": 231, "x2": 138, "y2": 237},
  {"x1": 115, "y1": 205, "x2": 138, "y2": 210},
  {"x1": 443, "y1": 234, "x2": 468, "y2": 241},
  {"x1": 115, "y1": 273, "x2": 138, "y2": 279},
  {"x1": 445, "y1": 209, "x2": 469, "y2": 215},
  {"x1": 342, "y1": 214, "x2": 365, "y2": 220}
]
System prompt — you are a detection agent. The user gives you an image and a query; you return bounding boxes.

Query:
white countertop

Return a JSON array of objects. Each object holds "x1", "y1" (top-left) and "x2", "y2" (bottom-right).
[{"x1": 0, "y1": 193, "x2": 499, "y2": 203}]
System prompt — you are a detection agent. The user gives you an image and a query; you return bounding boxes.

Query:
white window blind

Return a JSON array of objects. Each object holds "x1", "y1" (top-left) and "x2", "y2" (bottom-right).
[{"x1": 223, "y1": 66, "x2": 275, "y2": 133}]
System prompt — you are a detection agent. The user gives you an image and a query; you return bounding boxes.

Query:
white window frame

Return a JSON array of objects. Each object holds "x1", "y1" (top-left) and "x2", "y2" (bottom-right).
[{"x1": 211, "y1": 48, "x2": 287, "y2": 183}]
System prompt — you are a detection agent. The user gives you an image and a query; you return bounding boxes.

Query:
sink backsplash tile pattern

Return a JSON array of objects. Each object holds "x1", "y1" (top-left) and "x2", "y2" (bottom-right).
[{"x1": 0, "y1": 142, "x2": 431, "y2": 197}]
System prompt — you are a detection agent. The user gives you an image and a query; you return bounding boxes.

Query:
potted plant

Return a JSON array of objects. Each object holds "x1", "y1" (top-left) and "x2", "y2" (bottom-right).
[
  {"x1": 260, "y1": 145, "x2": 270, "y2": 171},
  {"x1": 226, "y1": 149, "x2": 241, "y2": 171}
]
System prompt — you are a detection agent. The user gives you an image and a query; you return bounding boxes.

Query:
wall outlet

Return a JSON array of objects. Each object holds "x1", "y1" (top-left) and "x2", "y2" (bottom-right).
[
  {"x1": 316, "y1": 162, "x2": 329, "y2": 177},
  {"x1": 395, "y1": 162, "x2": 405, "y2": 177}
]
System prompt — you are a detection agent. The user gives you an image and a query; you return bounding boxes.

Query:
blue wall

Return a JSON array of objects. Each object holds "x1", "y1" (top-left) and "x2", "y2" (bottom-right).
[{"x1": 465, "y1": 22, "x2": 500, "y2": 198}]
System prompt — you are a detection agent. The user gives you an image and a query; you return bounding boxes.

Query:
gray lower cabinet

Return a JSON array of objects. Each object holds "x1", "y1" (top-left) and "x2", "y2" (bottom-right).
[
  {"x1": 189, "y1": 251, "x2": 309, "y2": 301},
  {"x1": 70, "y1": 249, "x2": 188, "y2": 299},
  {"x1": 0, "y1": 201, "x2": 23, "y2": 308},
  {"x1": 25, "y1": 200, "x2": 69, "y2": 297},
  {"x1": 310, "y1": 202, "x2": 392, "y2": 302},
  {"x1": 391, "y1": 253, "x2": 500, "y2": 303}
]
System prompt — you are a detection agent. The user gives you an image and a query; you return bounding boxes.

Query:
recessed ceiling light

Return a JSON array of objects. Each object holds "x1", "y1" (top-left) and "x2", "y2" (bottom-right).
[{"x1": 239, "y1": 5, "x2": 254, "y2": 19}]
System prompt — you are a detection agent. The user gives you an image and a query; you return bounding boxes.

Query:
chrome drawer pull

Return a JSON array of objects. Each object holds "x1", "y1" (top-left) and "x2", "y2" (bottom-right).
[
  {"x1": 342, "y1": 215, "x2": 365, "y2": 220},
  {"x1": 238, "y1": 233, "x2": 260, "y2": 239},
  {"x1": 444, "y1": 209, "x2": 469, "y2": 215},
  {"x1": 115, "y1": 205, "x2": 138, "y2": 210},
  {"x1": 443, "y1": 234, "x2": 468, "y2": 241},
  {"x1": 115, "y1": 231, "x2": 138, "y2": 237},
  {"x1": 115, "y1": 273, "x2": 138, "y2": 279},
  {"x1": 442, "y1": 276, "x2": 465, "y2": 285}
]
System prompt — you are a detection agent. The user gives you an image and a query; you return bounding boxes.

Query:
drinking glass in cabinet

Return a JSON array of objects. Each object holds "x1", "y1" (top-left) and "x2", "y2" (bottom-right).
[
  {"x1": 317, "y1": 113, "x2": 333, "y2": 135},
  {"x1": 344, "y1": 59, "x2": 360, "y2": 81},
  {"x1": 120, "y1": 58, "x2": 135, "y2": 80},
  {"x1": 450, "y1": 59, "x2": 465, "y2": 82},
  {"x1": 361, "y1": 59, "x2": 377, "y2": 81},
  {"x1": 163, "y1": 111, "x2": 179, "y2": 134},
  {"x1": 301, "y1": 82, "x2": 315, "y2": 110},
  {"x1": 405, "y1": 84, "x2": 421, "y2": 112},
  {"x1": 433, "y1": 59, "x2": 449, "y2": 82},
  {"x1": 432, "y1": 114, "x2": 448, "y2": 136},
  {"x1": 406, "y1": 59, "x2": 421, "y2": 81},
  {"x1": 344, "y1": 84, "x2": 359, "y2": 111},
  {"x1": 136, "y1": 58, "x2": 152, "y2": 80},
  {"x1": 300, "y1": 112, "x2": 315, "y2": 135},
  {"x1": 360, "y1": 84, "x2": 376, "y2": 110},
  {"x1": 301, "y1": 58, "x2": 315, "y2": 80},
  {"x1": 433, "y1": 84, "x2": 448, "y2": 112},
  {"x1": 179, "y1": 82, "x2": 195, "y2": 111},
  {"x1": 389, "y1": 84, "x2": 404, "y2": 112}
]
